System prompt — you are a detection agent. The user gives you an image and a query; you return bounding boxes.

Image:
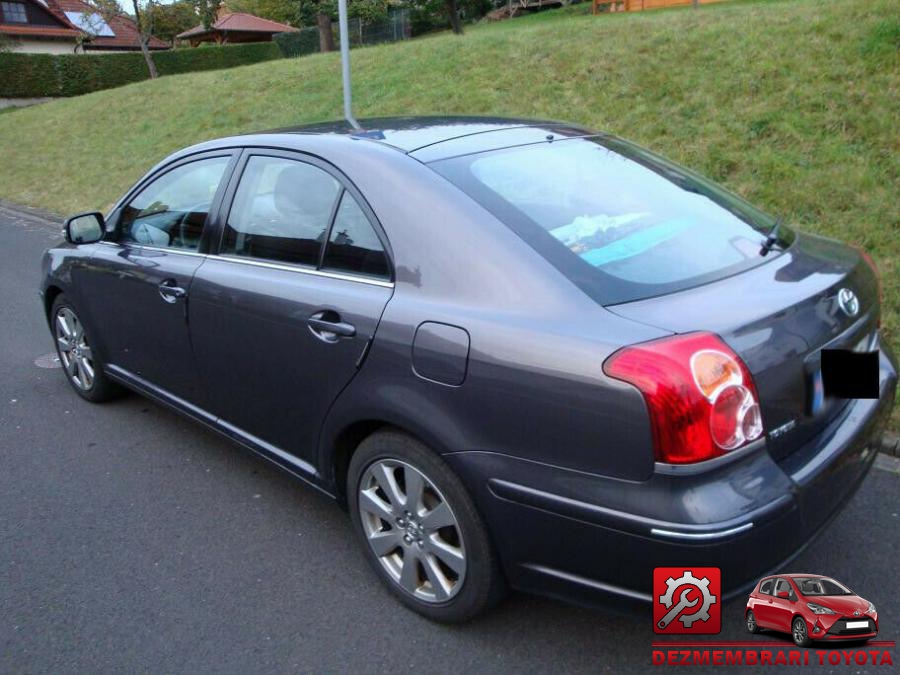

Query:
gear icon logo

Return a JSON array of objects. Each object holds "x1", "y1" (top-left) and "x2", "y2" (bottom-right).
[{"x1": 653, "y1": 567, "x2": 722, "y2": 634}]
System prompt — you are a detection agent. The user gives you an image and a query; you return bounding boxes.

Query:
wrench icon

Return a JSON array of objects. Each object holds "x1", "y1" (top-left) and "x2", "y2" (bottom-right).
[{"x1": 658, "y1": 588, "x2": 698, "y2": 629}]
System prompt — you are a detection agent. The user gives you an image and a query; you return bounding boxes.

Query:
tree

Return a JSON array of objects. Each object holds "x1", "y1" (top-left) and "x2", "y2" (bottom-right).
[
  {"x1": 90, "y1": 0, "x2": 158, "y2": 79},
  {"x1": 193, "y1": 0, "x2": 222, "y2": 29},
  {"x1": 444, "y1": 0, "x2": 462, "y2": 34},
  {"x1": 288, "y1": 0, "x2": 386, "y2": 52},
  {"x1": 147, "y1": 1, "x2": 198, "y2": 44}
]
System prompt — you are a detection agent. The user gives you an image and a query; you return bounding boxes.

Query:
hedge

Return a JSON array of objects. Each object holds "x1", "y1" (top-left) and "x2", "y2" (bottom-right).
[
  {"x1": 273, "y1": 29, "x2": 321, "y2": 59},
  {"x1": 0, "y1": 41, "x2": 283, "y2": 98}
]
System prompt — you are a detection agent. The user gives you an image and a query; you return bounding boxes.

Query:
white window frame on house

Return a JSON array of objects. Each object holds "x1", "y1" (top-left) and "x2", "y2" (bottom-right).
[{"x1": 1, "y1": 1, "x2": 28, "y2": 23}]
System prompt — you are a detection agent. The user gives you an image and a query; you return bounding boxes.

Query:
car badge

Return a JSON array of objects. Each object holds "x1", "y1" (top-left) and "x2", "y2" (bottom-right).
[
  {"x1": 854, "y1": 610, "x2": 861, "y2": 616},
  {"x1": 837, "y1": 288, "x2": 859, "y2": 317}
]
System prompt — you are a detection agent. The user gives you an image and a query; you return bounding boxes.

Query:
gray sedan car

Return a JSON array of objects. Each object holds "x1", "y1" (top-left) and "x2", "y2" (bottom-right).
[{"x1": 41, "y1": 117, "x2": 897, "y2": 621}]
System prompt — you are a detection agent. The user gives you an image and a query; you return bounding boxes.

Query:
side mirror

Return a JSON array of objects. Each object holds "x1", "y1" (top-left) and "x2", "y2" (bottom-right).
[
  {"x1": 777, "y1": 591, "x2": 790, "y2": 599},
  {"x1": 65, "y1": 212, "x2": 104, "y2": 245}
]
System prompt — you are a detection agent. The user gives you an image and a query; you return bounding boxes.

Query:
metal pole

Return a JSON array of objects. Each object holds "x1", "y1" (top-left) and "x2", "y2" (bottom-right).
[{"x1": 338, "y1": 0, "x2": 361, "y2": 130}]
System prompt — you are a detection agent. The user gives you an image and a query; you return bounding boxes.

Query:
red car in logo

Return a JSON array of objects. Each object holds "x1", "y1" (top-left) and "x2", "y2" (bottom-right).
[{"x1": 746, "y1": 574, "x2": 878, "y2": 647}]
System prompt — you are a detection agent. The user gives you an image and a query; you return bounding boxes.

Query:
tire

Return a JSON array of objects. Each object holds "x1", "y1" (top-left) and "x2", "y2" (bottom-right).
[
  {"x1": 792, "y1": 617, "x2": 813, "y2": 647},
  {"x1": 746, "y1": 610, "x2": 760, "y2": 634},
  {"x1": 50, "y1": 294, "x2": 122, "y2": 403},
  {"x1": 347, "y1": 430, "x2": 506, "y2": 622}
]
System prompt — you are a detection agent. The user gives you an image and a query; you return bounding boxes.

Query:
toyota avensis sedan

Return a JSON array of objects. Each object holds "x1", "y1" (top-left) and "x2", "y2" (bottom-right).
[
  {"x1": 41, "y1": 117, "x2": 897, "y2": 622},
  {"x1": 746, "y1": 574, "x2": 878, "y2": 646}
]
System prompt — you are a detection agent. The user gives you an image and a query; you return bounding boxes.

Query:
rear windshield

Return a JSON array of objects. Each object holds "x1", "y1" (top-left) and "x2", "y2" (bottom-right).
[{"x1": 430, "y1": 136, "x2": 793, "y2": 305}]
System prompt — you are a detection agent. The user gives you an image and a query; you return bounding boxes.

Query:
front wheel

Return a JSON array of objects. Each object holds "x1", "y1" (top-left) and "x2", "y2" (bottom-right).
[
  {"x1": 347, "y1": 430, "x2": 505, "y2": 622},
  {"x1": 792, "y1": 617, "x2": 813, "y2": 647},
  {"x1": 51, "y1": 294, "x2": 121, "y2": 402}
]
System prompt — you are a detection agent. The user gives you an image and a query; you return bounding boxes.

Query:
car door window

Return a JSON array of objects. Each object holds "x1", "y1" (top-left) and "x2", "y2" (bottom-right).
[
  {"x1": 321, "y1": 191, "x2": 390, "y2": 279},
  {"x1": 223, "y1": 156, "x2": 341, "y2": 267},
  {"x1": 775, "y1": 579, "x2": 794, "y2": 598},
  {"x1": 759, "y1": 579, "x2": 773, "y2": 595},
  {"x1": 119, "y1": 157, "x2": 231, "y2": 250}
]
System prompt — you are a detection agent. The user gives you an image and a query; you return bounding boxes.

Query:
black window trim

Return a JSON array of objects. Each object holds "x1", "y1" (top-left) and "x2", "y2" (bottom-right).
[
  {"x1": 210, "y1": 147, "x2": 394, "y2": 283},
  {"x1": 103, "y1": 148, "x2": 240, "y2": 255}
]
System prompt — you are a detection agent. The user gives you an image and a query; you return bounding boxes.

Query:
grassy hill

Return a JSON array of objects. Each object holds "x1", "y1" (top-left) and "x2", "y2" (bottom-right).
[{"x1": 1, "y1": 0, "x2": 898, "y2": 429}]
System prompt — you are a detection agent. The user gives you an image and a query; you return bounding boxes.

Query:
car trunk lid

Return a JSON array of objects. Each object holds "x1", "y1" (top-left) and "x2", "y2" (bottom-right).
[{"x1": 606, "y1": 233, "x2": 880, "y2": 462}]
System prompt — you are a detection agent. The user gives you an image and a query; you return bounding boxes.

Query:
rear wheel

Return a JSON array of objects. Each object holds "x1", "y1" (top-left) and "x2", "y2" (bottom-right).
[
  {"x1": 348, "y1": 430, "x2": 505, "y2": 622},
  {"x1": 792, "y1": 617, "x2": 813, "y2": 647},
  {"x1": 746, "y1": 610, "x2": 760, "y2": 634},
  {"x1": 51, "y1": 295, "x2": 121, "y2": 402}
]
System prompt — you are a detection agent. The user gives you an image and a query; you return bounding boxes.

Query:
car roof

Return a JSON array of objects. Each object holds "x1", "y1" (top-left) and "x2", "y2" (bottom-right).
[{"x1": 255, "y1": 115, "x2": 595, "y2": 159}]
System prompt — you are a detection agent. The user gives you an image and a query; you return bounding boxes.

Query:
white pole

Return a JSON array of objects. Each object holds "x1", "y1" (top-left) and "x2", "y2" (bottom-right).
[{"x1": 338, "y1": 0, "x2": 361, "y2": 130}]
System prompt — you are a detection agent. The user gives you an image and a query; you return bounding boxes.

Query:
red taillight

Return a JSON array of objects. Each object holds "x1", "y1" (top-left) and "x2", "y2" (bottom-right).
[{"x1": 603, "y1": 332, "x2": 764, "y2": 464}]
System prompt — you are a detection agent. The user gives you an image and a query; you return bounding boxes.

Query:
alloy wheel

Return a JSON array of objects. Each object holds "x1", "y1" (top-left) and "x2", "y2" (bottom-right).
[
  {"x1": 747, "y1": 612, "x2": 756, "y2": 632},
  {"x1": 55, "y1": 307, "x2": 94, "y2": 391},
  {"x1": 357, "y1": 459, "x2": 466, "y2": 603},
  {"x1": 793, "y1": 619, "x2": 807, "y2": 645}
]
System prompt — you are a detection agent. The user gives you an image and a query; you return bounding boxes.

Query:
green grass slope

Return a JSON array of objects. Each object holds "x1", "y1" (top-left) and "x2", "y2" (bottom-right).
[{"x1": 1, "y1": 0, "x2": 898, "y2": 429}]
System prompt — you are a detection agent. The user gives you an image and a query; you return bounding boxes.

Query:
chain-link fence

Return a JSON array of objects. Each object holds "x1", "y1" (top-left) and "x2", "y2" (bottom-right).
[{"x1": 274, "y1": 10, "x2": 412, "y2": 59}]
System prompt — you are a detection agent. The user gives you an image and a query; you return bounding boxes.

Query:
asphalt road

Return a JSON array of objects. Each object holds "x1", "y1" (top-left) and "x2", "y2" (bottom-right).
[{"x1": 1, "y1": 206, "x2": 898, "y2": 674}]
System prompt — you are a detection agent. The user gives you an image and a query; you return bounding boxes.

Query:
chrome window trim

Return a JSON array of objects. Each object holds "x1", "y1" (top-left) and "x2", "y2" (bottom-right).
[
  {"x1": 98, "y1": 241, "x2": 208, "y2": 258},
  {"x1": 98, "y1": 242, "x2": 394, "y2": 287},
  {"x1": 212, "y1": 254, "x2": 395, "y2": 288}
]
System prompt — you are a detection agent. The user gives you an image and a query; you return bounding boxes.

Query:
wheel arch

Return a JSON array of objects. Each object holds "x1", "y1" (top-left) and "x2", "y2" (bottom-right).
[
  {"x1": 43, "y1": 284, "x2": 64, "y2": 323},
  {"x1": 322, "y1": 415, "x2": 459, "y2": 507}
]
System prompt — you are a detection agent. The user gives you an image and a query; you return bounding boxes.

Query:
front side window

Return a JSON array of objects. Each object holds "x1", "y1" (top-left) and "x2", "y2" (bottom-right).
[
  {"x1": 774, "y1": 579, "x2": 794, "y2": 598},
  {"x1": 118, "y1": 156, "x2": 230, "y2": 250},
  {"x1": 432, "y1": 137, "x2": 794, "y2": 305},
  {"x1": 793, "y1": 577, "x2": 852, "y2": 596},
  {"x1": 2, "y1": 2, "x2": 27, "y2": 23},
  {"x1": 223, "y1": 156, "x2": 341, "y2": 267}
]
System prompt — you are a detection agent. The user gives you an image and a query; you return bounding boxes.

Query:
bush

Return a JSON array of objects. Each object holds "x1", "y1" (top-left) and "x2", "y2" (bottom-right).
[
  {"x1": 273, "y1": 29, "x2": 321, "y2": 58},
  {"x1": 0, "y1": 41, "x2": 282, "y2": 98}
]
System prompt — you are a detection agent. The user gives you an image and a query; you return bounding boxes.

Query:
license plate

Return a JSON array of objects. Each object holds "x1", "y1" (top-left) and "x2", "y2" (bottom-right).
[
  {"x1": 821, "y1": 349, "x2": 879, "y2": 399},
  {"x1": 846, "y1": 620, "x2": 868, "y2": 629}
]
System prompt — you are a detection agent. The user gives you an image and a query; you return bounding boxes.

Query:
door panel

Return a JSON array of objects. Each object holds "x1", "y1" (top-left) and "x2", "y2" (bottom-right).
[
  {"x1": 770, "y1": 579, "x2": 797, "y2": 632},
  {"x1": 189, "y1": 260, "x2": 392, "y2": 465},
  {"x1": 83, "y1": 244, "x2": 206, "y2": 403},
  {"x1": 753, "y1": 580, "x2": 777, "y2": 628},
  {"x1": 74, "y1": 152, "x2": 235, "y2": 405}
]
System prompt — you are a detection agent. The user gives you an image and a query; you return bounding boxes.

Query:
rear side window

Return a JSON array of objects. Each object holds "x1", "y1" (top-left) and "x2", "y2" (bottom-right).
[
  {"x1": 431, "y1": 137, "x2": 793, "y2": 305},
  {"x1": 322, "y1": 192, "x2": 390, "y2": 279},
  {"x1": 759, "y1": 579, "x2": 773, "y2": 595},
  {"x1": 223, "y1": 156, "x2": 341, "y2": 267}
]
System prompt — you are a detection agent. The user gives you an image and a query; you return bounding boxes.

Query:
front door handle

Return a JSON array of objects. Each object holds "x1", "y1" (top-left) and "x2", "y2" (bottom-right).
[
  {"x1": 308, "y1": 311, "x2": 356, "y2": 341},
  {"x1": 158, "y1": 279, "x2": 186, "y2": 303}
]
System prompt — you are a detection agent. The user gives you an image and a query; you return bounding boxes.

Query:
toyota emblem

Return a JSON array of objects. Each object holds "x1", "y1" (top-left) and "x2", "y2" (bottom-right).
[
  {"x1": 837, "y1": 288, "x2": 859, "y2": 317},
  {"x1": 854, "y1": 610, "x2": 861, "y2": 616}
]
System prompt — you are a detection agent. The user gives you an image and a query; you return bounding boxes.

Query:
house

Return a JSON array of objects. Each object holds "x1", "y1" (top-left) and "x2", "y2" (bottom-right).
[
  {"x1": 0, "y1": 0, "x2": 168, "y2": 54},
  {"x1": 177, "y1": 7, "x2": 297, "y2": 47},
  {"x1": 0, "y1": 0, "x2": 80, "y2": 52}
]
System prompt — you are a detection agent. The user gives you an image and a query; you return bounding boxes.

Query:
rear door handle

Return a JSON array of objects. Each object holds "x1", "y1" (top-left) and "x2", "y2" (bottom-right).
[
  {"x1": 158, "y1": 279, "x2": 186, "y2": 303},
  {"x1": 308, "y1": 311, "x2": 356, "y2": 341}
]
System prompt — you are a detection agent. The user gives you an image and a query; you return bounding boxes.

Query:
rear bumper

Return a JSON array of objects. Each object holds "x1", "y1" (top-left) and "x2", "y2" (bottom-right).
[{"x1": 446, "y1": 342, "x2": 897, "y2": 609}]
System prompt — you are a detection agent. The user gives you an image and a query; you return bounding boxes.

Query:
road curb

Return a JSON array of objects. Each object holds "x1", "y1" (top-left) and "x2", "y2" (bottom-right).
[
  {"x1": 881, "y1": 432, "x2": 900, "y2": 457},
  {"x1": 0, "y1": 199, "x2": 63, "y2": 225}
]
